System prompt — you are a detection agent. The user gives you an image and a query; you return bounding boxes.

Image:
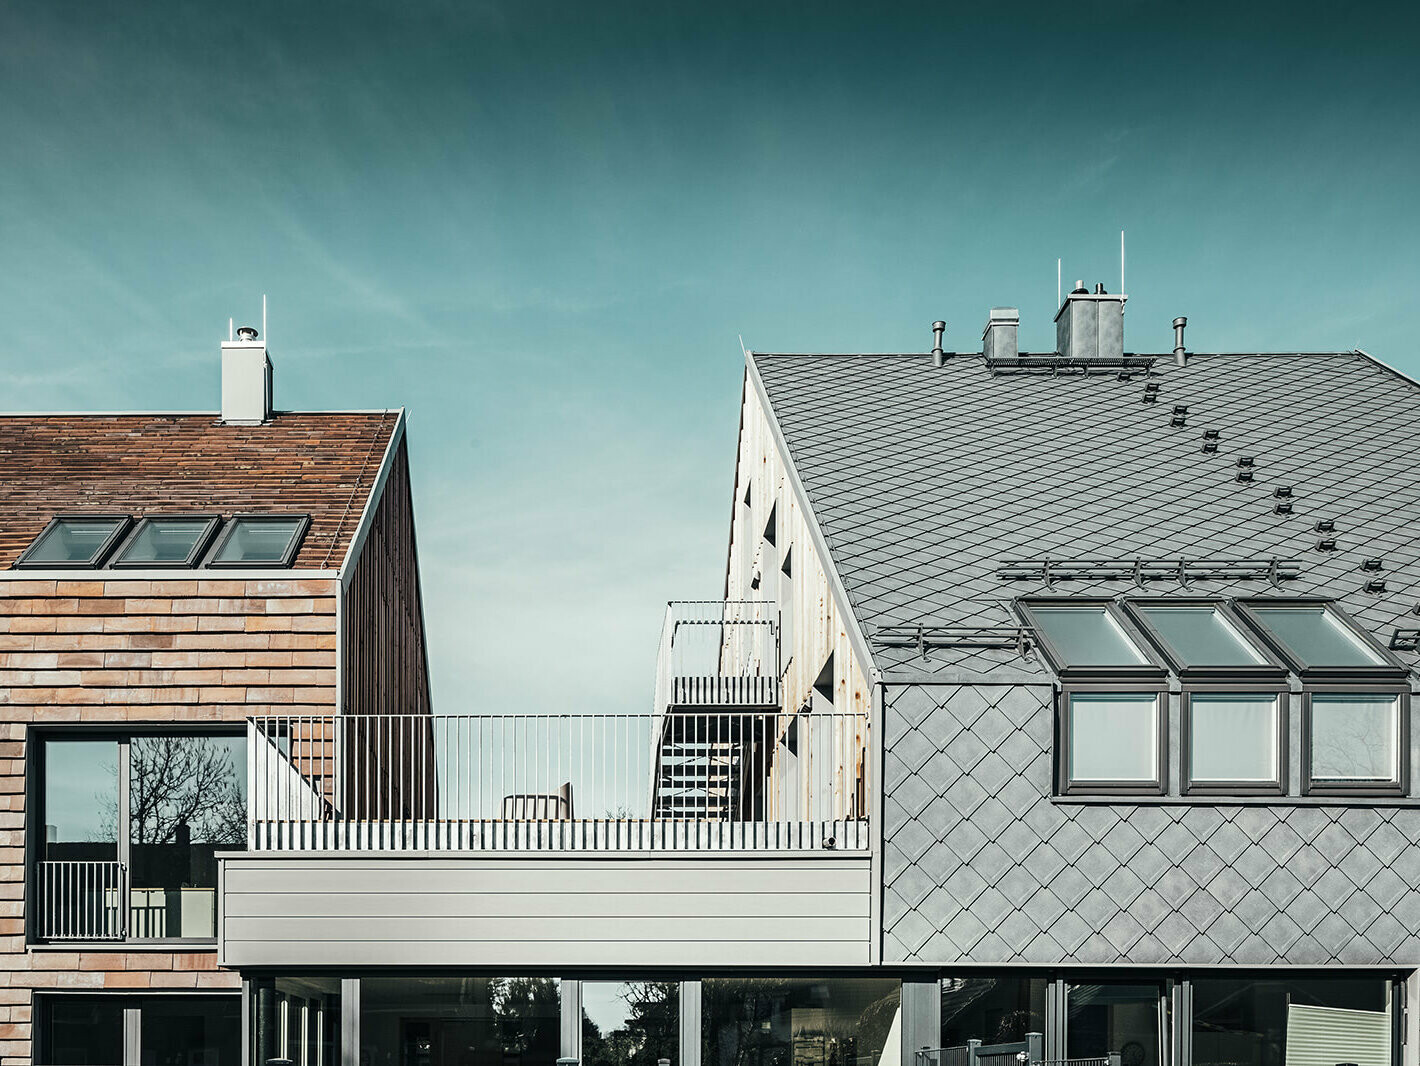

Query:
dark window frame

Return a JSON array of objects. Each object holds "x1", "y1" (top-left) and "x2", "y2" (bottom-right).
[
  {"x1": 1017, "y1": 598, "x2": 1168, "y2": 680},
  {"x1": 205, "y1": 513, "x2": 311, "y2": 569},
  {"x1": 1057, "y1": 682, "x2": 1168, "y2": 796},
  {"x1": 13, "y1": 514, "x2": 133, "y2": 570},
  {"x1": 34, "y1": 990, "x2": 243, "y2": 1066},
  {"x1": 1122, "y1": 597, "x2": 1287, "y2": 682},
  {"x1": 28, "y1": 724, "x2": 247, "y2": 947},
  {"x1": 1182, "y1": 685, "x2": 1289, "y2": 796},
  {"x1": 1301, "y1": 687, "x2": 1410, "y2": 797},
  {"x1": 1233, "y1": 598, "x2": 1406, "y2": 682},
  {"x1": 109, "y1": 515, "x2": 223, "y2": 570}
]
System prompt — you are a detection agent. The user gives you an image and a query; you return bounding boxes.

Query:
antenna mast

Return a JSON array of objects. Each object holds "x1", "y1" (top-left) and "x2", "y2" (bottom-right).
[
  {"x1": 262, "y1": 294, "x2": 268, "y2": 344},
  {"x1": 1057, "y1": 259, "x2": 1062, "y2": 309},
  {"x1": 1120, "y1": 231, "x2": 1126, "y2": 295}
]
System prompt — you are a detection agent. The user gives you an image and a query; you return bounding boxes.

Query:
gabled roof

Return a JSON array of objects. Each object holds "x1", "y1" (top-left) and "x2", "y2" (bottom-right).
[
  {"x1": 0, "y1": 411, "x2": 400, "y2": 571},
  {"x1": 751, "y1": 350, "x2": 1420, "y2": 681}
]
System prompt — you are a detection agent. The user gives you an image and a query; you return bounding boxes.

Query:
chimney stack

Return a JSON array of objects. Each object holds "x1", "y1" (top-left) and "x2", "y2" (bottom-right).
[
  {"x1": 1055, "y1": 280, "x2": 1126, "y2": 361},
  {"x1": 931, "y1": 320, "x2": 946, "y2": 366},
  {"x1": 221, "y1": 327, "x2": 273, "y2": 424},
  {"x1": 1173, "y1": 317, "x2": 1188, "y2": 366},
  {"x1": 982, "y1": 307, "x2": 1019, "y2": 361}
]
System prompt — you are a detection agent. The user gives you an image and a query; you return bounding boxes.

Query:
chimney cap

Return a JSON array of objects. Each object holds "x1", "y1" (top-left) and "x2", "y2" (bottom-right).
[
  {"x1": 1173, "y1": 317, "x2": 1187, "y2": 328},
  {"x1": 235, "y1": 326, "x2": 260, "y2": 342}
]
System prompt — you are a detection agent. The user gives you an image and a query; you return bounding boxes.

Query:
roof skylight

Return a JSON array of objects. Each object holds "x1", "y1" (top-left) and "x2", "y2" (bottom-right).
[
  {"x1": 1132, "y1": 604, "x2": 1266, "y2": 667},
  {"x1": 1245, "y1": 604, "x2": 1385, "y2": 668},
  {"x1": 14, "y1": 516, "x2": 130, "y2": 569},
  {"x1": 208, "y1": 515, "x2": 309, "y2": 568},
  {"x1": 113, "y1": 516, "x2": 220, "y2": 568},
  {"x1": 1027, "y1": 605, "x2": 1149, "y2": 667}
]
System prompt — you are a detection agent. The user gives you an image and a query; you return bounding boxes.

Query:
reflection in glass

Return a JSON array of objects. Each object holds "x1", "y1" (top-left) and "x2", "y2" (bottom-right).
[
  {"x1": 702, "y1": 978, "x2": 901, "y2": 1066},
  {"x1": 140, "y1": 996, "x2": 242, "y2": 1066},
  {"x1": 583, "y1": 982, "x2": 679, "y2": 1066},
  {"x1": 213, "y1": 517, "x2": 305, "y2": 564},
  {"x1": 1310, "y1": 694, "x2": 1400, "y2": 783},
  {"x1": 1190, "y1": 694, "x2": 1279, "y2": 783},
  {"x1": 35, "y1": 995, "x2": 123, "y2": 1065},
  {"x1": 1068, "y1": 693, "x2": 1159, "y2": 783},
  {"x1": 1250, "y1": 606, "x2": 1384, "y2": 667},
  {"x1": 255, "y1": 976, "x2": 342, "y2": 1066},
  {"x1": 43, "y1": 740, "x2": 119, "y2": 860},
  {"x1": 361, "y1": 976, "x2": 560, "y2": 1066},
  {"x1": 129, "y1": 735, "x2": 247, "y2": 938},
  {"x1": 24, "y1": 518, "x2": 125, "y2": 565},
  {"x1": 940, "y1": 976, "x2": 1046, "y2": 1049},
  {"x1": 1192, "y1": 976, "x2": 1389, "y2": 1066},
  {"x1": 1031, "y1": 607, "x2": 1147, "y2": 666},
  {"x1": 116, "y1": 518, "x2": 214, "y2": 565},
  {"x1": 1134, "y1": 606, "x2": 1264, "y2": 666},
  {"x1": 1066, "y1": 983, "x2": 1161, "y2": 1066}
]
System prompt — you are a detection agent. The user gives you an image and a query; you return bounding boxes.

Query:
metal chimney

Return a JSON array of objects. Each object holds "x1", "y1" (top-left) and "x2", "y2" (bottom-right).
[
  {"x1": 982, "y1": 307, "x2": 1019, "y2": 361},
  {"x1": 931, "y1": 320, "x2": 946, "y2": 366},
  {"x1": 221, "y1": 327, "x2": 273, "y2": 424},
  {"x1": 1173, "y1": 317, "x2": 1188, "y2": 366},
  {"x1": 1055, "y1": 280, "x2": 1126, "y2": 361}
]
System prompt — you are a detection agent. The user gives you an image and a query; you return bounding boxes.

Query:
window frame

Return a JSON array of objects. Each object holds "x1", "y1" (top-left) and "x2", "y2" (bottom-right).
[
  {"x1": 1122, "y1": 597, "x2": 1287, "y2": 681},
  {"x1": 109, "y1": 515, "x2": 223, "y2": 570},
  {"x1": 1233, "y1": 598, "x2": 1406, "y2": 682},
  {"x1": 1302, "y1": 687, "x2": 1410, "y2": 797},
  {"x1": 13, "y1": 514, "x2": 133, "y2": 570},
  {"x1": 1017, "y1": 598, "x2": 1168, "y2": 680},
  {"x1": 1182, "y1": 686, "x2": 1289, "y2": 796},
  {"x1": 205, "y1": 513, "x2": 311, "y2": 569},
  {"x1": 1058, "y1": 682, "x2": 1168, "y2": 796},
  {"x1": 28, "y1": 724, "x2": 248, "y2": 947}
]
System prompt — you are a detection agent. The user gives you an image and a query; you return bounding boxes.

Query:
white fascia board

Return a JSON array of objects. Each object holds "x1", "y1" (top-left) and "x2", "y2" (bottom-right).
[
  {"x1": 337, "y1": 408, "x2": 406, "y2": 590},
  {"x1": 2, "y1": 569, "x2": 340, "y2": 581},
  {"x1": 745, "y1": 354, "x2": 881, "y2": 683}
]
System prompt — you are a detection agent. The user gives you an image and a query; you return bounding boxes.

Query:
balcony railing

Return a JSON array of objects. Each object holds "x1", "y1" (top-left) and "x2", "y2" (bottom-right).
[
  {"x1": 654, "y1": 601, "x2": 780, "y2": 713},
  {"x1": 248, "y1": 710, "x2": 868, "y2": 852},
  {"x1": 38, "y1": 860, "x2": 127, "y2": 940}
]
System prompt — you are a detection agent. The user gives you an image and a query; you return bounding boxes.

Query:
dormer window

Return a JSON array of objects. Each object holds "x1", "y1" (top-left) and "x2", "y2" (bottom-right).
[
  {"x1": 13, "y1": 515, "x2": 131, "y2": 569},
  {"x1": 207, "y1": 515, "x2": 309, "y2": 568},
  {"x1": 111, "y1": 516, "x2": 221, "y2": 569}
]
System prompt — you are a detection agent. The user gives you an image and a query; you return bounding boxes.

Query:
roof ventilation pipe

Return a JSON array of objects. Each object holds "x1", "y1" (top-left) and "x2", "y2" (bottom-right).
[
  {"x1": 1055, "y1": 280, "x2": 1126, "y2": 361},
  {"x1": 1173, "y1": 317, "x2": 1188, "y2": 366},
  {"x1": 982, "y1": 307, "x2": 1019, "y2": 362},
  {"x1": 931, "y1": 320, "x2": 946, "y2": 366}
]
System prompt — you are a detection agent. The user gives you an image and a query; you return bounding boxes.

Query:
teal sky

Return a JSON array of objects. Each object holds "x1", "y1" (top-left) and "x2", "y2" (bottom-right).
[{"x1": 3, "y1": 1, "x2": 1417, "y2": 716}]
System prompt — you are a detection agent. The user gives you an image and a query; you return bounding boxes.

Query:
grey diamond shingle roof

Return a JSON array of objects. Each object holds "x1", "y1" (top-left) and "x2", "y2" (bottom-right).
[{"x1": 751, "y1": 350, "x2": 1420, "y2": 680}]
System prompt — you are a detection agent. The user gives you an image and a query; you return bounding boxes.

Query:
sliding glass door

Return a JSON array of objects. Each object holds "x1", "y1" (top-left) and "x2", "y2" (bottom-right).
[{"x1": 1065, "y1": 981, "x2": 1165, "y2": 1066}]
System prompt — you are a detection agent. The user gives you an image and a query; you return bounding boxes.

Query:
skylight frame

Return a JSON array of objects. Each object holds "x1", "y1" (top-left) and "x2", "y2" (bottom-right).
[
  {"x1": 109, "y1": 515, "x2": 223, "y2": 570},
  {"x1": 12, "y1": 515, "x2": 133, "y2": 570},
  {"x1": 1122, "y1": 597, "x2": 1287, "y2": 681},
  {"x1": 1233, "y1": 598, "x2": 1405, "y2": 681},
  {"x1": 1016, "y1": 598, "x2": 1167, "y2": 679},
  {"x1": 205, "y1": 514, "x2": 311, "y2": 569}
]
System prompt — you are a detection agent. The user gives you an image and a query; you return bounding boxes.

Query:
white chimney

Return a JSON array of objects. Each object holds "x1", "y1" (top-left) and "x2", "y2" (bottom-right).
[{"x1": 221, "y1": 326, "x2": 273, "y2": 424}]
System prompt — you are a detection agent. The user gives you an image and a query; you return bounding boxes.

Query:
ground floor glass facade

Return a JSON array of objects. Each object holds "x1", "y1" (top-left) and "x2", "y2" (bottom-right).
[{"x1": 35, "y1": 994, "x2": 241, "y2": 1066}]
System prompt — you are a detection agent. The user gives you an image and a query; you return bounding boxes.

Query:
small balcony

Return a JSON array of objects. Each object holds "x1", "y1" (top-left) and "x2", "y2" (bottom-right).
[
  {"x1": 247, "y1": 708, "x2": 868, "y2": 853},
  {"x1": 654, "y1": 600, "x2": 780, "y2": 713}
]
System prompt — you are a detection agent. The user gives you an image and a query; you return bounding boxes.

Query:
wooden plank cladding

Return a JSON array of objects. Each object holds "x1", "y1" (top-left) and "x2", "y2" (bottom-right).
[{"x1": 0, "y1": 578, "x2": 339, "y2": 718}]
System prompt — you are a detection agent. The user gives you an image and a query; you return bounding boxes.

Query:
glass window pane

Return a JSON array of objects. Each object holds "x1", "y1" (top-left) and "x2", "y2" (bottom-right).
[
  {"x1": 1192, "y1": 976, "x2": 1389, "y2": 1066},
  {"x1": 116, "y1": 518, "x2": 212, "y2": 565},
  {"x1": 129, "y1": 735, "x2": 246, "y2": 939},
  {"x1": 360, "y1": 976, "x2": 560, "y2": 1066},
  {"x1": 1068, "y1": 693, "x2": 1158, "y2": 783},
  {"x1": 1190, "y1": 694, "x2": 1279, "y2": 783},
  {"x1": 1031, "y1": 607, "x2": 1147, "y2": 666},
  {"x1": 1134, "y1": 606, "x2": 1264, "y2": 666},
  {"x1": 703, "y1": 978, "x2": 901, "y2": 1066},
  {"x1": 140, "y1": 996, "x2": 242, "y2": 1066},
  {"x1": 255, "y1": 977, "x2": 342, "y2": 1066},
  {"x1": 43, "y1": 739, "x2": 119, "y2": 859},
  {"x1": 26, "y1": 518, "x2": 124, "y2": 565},
  {"x1": 940, "y1": 976, "x2": 1047, "y2": 1049},
  {"x1": 213, "y1": 517, "x2": 304, "y2": 565},
  {"x1": 36, "y1": 995, "x2": 124, "y2": 1065},
  {"x1": 1250, "y1": 605, "x2": 1384, "y2": 666},
  {"x1": 1066, "y1": 982, "x2": 1161, "y2": 1064},
  {"x1": 1309, "y1": 694, "x2": 1400, "y2": 783},
  {"x1": 583, "y1": 982, "x2": 679, "y2": 1066}
]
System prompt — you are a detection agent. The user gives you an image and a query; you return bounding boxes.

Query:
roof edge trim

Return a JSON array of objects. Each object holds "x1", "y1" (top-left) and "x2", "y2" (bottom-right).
[
  {"x1": 0, "y1": 568, "x2": 341, "y2": 581},
  {"x1": 1353, "y1": 348, "x2": 1420, "y2": 395},
  {"x1": 338, "y1": 408, "x2": 407, "y2": 587},
  {"x1": 0, "y1": 408, "x2": 406, "y2": 417},
  {"x1": 746, "y1": 354, "x2": 881, "y2": 684}
]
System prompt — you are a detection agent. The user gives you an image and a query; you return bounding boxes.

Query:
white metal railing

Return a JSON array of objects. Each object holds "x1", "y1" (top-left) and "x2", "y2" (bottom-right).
[
  {"x1": 247, "y1": 710, "x2": 868, "y2": 851},
  {"x1": 654, "y1": 601, "x2": 780, "y2": 715},
  {"x1": 38, "y1": 860, "x2": 127, "y2": 940}
]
